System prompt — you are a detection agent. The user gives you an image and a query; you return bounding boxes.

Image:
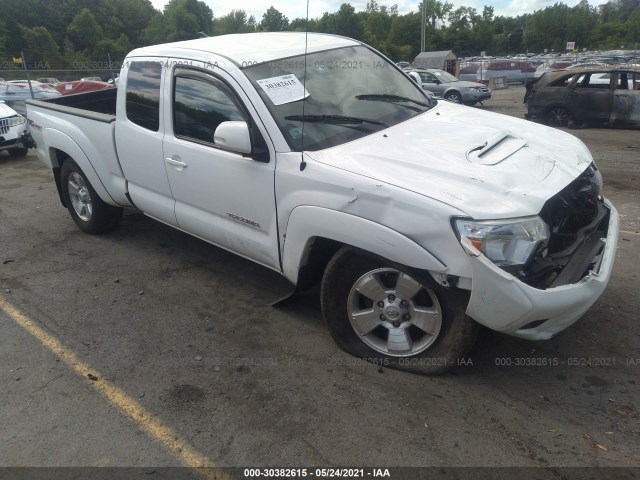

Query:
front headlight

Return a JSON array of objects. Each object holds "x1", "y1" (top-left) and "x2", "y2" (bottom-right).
[
  {"x1": 8, "y1": 115, "x2": 26, "y2": 127},
  {"x1": 455, "y1": 216, "x2": 550, "y2": 272}
]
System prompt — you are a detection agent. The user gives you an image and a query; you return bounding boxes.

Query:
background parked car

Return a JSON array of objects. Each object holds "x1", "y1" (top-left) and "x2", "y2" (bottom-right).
[
  {"x1": 405, "y1": 68, "x2": 491, "y2": 106},
  {"x1": 0, "y1": 101, "x2": 31, "y2": 156},
  {"x1": 0, "y1": 81, "x2": 61, "y2": 115},
  {"x1": 36, "y1": 77, "x2": 60, "y2": 85},
  {"x1": 479, "y1": 60, "x2": 537, "y2": 84},
  {"x1": 525, "y1": 67, "x2": 640, "y2": 127},
  {"x1": 53, "y1": 80, "x2": 114, "y2": 96}
]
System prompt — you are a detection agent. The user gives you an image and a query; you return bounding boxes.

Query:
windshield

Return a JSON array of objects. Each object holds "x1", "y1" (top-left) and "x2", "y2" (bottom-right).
[
  {"x1": 243, "y1": 45, "x2": 434, "y2": 151},
  {"x1": 432, "y1": 70, "x2": 459, "y2": 83}
]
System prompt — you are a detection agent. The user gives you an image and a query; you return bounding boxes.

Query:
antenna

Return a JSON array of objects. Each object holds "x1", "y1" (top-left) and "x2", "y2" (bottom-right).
[{"x1": 299, "y1": 0, "x2": 310, "y2": 171}]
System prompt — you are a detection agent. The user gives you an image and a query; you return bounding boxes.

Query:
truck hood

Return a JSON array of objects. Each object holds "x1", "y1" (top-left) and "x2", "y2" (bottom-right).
[{"x1": 306, "y1": 102, "x2": 594, "y2": 219}]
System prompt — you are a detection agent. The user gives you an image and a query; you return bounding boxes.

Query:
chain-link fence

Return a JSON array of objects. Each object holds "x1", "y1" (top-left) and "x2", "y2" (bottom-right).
[
  {"x1": 0, "y1": 53, "x2": 125, "y2": 116},
  {"x1": 0, "y1": 54, "x2": 124, "y2": 83}
]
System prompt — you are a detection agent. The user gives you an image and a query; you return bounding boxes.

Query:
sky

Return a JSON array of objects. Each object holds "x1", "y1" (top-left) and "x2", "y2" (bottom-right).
[{"x1": 149, "y1": 0, "x2": 612, "y2": 21}]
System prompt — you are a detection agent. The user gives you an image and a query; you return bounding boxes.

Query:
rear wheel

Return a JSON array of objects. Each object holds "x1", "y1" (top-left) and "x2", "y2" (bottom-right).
[
  {"x1": 321, "y1": 247, "x2": 478, "y2": 375},
  {"x1": 8, "y1": 147, "x2": 28, "y2": 157},
  {"x1": 60, "y1": 158, "x2": 123, "y2": 234},
  {"x1": 546, "y1": 106, "x2": 572, "y2": 127}
]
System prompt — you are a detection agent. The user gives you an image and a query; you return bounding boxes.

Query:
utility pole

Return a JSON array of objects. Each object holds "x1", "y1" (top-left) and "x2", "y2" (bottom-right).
[{"x1": 421, "y1": 1, "x2": 426, "y2": 52}]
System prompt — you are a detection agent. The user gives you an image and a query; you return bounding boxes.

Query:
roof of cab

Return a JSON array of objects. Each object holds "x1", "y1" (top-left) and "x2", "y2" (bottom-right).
[{"x1": 127, "y1": 32, "x2": 361, "y2": 66}]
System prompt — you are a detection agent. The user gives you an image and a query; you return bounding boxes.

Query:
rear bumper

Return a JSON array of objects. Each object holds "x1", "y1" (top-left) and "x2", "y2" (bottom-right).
[{"x1": 463, "y1": 199, "x2": 619, "y2": 340}]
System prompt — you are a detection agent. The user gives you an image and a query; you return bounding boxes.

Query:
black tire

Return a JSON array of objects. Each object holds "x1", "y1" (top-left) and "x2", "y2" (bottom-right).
[
  {"x1": 8, "y1": 147, "x2": 28, "y2": 157},
  {"x1": 546, "y1": 106, "x2": 572, "y2": 127},
  {"x1": 444, "y1": 91, "x2": 462, "y2": 104},
  {"x1": 60, "y1": 158, "x2": 123, "y2": 234},
  {"x1": 320, "y1": 247, "x2": 479, "y2": 375}
]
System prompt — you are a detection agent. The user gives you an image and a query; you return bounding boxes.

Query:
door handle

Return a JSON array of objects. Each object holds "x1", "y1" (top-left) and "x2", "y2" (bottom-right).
[{"x1": 165, "y1": 157, "x2": 188, "y2": 169}]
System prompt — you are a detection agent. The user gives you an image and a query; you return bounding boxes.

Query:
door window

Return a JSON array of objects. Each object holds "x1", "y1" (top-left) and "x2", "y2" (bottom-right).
[
  {"x1": 574, "y1": 72, "x2": 610, "y2": 89},
  {"x1": 126, "y1": 61, "x2": 162, "y2": 131},
  {"x1": 614, "y1": 72, "x2": 640, "y2": 90},
  {"x1": 173, "y1": 73, "x2": 245, "y2": 145},
  {"x1": 420, "y1": 73, "x2": 437, "y2": 83}
]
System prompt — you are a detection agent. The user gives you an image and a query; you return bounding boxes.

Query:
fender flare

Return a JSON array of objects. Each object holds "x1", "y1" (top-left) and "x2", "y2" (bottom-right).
[
  {"x1": 281, "y1": 206, "x2": 447, "y2": 285},
  {"x1": 43, "y1": 128, "x2": 117, "y2": 206}
]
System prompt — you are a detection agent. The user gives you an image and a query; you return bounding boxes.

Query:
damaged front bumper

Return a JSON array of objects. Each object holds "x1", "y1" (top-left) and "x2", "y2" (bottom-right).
[{"x1": 461, "y1": 199, "x2": 619, "y2": 340}]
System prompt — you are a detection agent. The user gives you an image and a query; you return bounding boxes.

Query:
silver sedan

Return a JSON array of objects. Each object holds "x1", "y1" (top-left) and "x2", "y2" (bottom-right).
[{"x1": 407, "y1": 68, "x2": 491, "y2": 106}]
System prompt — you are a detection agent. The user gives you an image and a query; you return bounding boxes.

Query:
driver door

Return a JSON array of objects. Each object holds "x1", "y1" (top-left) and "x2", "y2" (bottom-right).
[
  {"x1": 419, "y1": 72, "x2": 444, "y2": 97},
  {"x1": 162, "y1": 63, "x2": 280, "y2": 270}
]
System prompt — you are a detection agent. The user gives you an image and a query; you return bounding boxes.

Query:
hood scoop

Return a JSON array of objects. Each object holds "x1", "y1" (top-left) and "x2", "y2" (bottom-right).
[{"x1": 466, "y1": 130, "x2": 527, "y2": 165}]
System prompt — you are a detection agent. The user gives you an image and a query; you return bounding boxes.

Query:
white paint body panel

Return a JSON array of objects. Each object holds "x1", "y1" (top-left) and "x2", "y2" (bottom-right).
[
  {"x1": 129, "y1": 33, "x2": 359, "y2": 68},
  {"x1": 26, "y1": 33, "x2": 619, "y2": 343},
  {"x1": 308, "y1": 101, "x2": 594, "y2": 220}
]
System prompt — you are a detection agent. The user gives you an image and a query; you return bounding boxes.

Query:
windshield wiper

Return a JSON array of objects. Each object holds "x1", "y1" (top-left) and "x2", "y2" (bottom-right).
[
  {"x1": 355, "y1": 94, "x2": 432, "y2": 109},
  {"x1": 284, "y1": 114, "x2": 389, "y2": 128}
]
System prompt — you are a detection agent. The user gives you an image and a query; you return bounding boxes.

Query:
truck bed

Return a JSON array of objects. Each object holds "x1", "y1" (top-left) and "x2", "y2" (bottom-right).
[{"x1": 27, "y1": 88, "x2": 117, "y2": 121}]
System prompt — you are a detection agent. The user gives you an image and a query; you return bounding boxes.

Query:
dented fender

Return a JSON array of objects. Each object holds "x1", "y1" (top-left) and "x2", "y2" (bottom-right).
[{"x1": 281, "y1": 205, "x2": 447, "y2": 285}]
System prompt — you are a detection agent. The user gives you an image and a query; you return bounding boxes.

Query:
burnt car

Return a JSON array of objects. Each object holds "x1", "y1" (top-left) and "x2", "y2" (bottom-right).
[{"x1": 525, "y1": 67, "x2": 640, "y2": 127}]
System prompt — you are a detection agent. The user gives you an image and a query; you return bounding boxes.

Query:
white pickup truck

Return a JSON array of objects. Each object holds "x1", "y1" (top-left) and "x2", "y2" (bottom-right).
[{"x1": 26, "y1": 33, "x2": 619, "y2": 374}]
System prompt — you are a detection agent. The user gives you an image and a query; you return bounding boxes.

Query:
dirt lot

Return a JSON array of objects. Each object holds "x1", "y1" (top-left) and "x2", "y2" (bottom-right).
[{"x1": 0, "y1": 86, "x2": 639, "y2": 476}]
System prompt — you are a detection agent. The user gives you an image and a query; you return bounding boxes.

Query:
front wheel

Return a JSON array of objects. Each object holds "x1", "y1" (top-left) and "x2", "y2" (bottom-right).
[
  {"x1": 320, "y1": 247, "x2": 479, "y2": 375},
  {"x1": 444, "y1": 91, "x2": 462, "y2": 104},
  {"x1": 546, "y1": 106, "x2": 572, "y2": 127},
  {"x1": 60, "y1": 158, "x2": 123, "y2": 234}
]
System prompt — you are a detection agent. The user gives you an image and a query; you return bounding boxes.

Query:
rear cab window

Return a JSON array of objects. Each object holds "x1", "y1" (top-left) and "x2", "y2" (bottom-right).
[{"x1": 125, "y1": 61, "x2": 162, "y2": 131}]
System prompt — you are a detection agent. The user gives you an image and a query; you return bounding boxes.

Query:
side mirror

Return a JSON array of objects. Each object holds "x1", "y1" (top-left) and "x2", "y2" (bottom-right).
[{"x1": 214, "y1": 121, "x2": 251, "y2": 154}]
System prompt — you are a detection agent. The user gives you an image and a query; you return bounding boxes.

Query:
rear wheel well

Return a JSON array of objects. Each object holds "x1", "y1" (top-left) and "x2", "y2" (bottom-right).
[{"x1": 51, "y1": 148, "x2": 72, "y2": 207}]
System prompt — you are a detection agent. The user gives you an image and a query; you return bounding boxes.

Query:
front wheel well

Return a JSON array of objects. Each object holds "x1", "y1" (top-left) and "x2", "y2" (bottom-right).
[
  {"x1": 293, "y1": 237, "x2": 454, "y2": 293},
  {"x1": 294, "y1": 237, "x2": 343, "y2": 292}
]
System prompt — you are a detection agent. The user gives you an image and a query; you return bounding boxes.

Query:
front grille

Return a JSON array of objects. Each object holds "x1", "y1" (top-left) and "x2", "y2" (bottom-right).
[
  {"x1": 520, "y1": 163, "x2": 609, "y2": 289},
  {"x1": 0, "y1": 117, "x2": 9, "y2": 135}
]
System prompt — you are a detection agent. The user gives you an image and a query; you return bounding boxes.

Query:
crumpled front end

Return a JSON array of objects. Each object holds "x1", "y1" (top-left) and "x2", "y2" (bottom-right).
[{"x1": 461, "y1": 164, "x2": 619, "y2": 340}]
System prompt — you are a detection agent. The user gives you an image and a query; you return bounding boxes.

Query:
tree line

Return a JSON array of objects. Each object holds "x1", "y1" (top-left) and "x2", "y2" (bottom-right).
[{"x1": 0, "y1": 0, "x2": 638, "y2": 70}]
